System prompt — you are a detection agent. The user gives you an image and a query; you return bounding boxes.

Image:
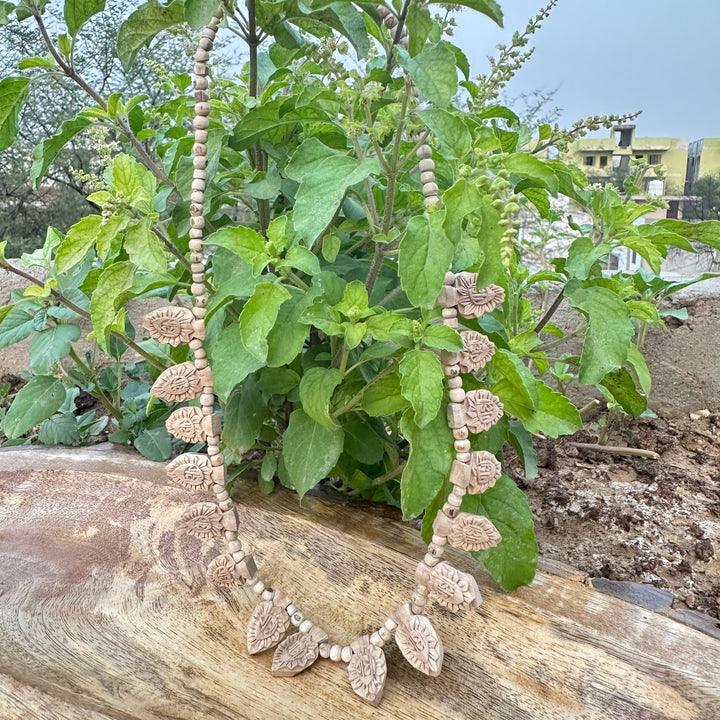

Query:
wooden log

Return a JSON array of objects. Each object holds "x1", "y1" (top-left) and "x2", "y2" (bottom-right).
[{"x1": 0, "y1": 444, "x2": 718, "y2": 720}]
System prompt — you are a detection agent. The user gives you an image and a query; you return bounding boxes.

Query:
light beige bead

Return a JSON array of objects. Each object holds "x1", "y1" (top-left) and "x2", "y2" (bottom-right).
[
  {"x1": 194, "y1": 76, "x2": 208, "y2": 90},
  {"x1": 191, "y1": 179, "x2": 205, "y2": 193},
  {"x1": 376, "y1": 5, "x2": 390, "y2": 17},
  {"x1": 423, "y1": 553, "x2": 440, "y2": 567},
  {"x1": 378, "y1": 626, "x2": 392, "y2": 643},
  {"x1": 291, "y1": 611, "x2": 304, "y2": 626},
  {"x1": 452, "y1": 485, "x2": 467, "y2": 498},
  {"x1": 194, "y1": 294, "x2": 208, "y2": 307},
  {"x1": 193, "y1": 116, "x2": 209, "y2": 130},
  {"x1": 194, "y1": 62, "x2": 207, "y2": 76},
  {"x1": 206, "y1": 435, "x2": 220, "y2": 445},
  {"x1": 193, "y1": 142, "x2": 207, "y2": 156},
  {"x1": 191, "y1": 282, "x2": 205, "y2": 296},
  {"x1": 341, "y1": 646, "x2": 353, "y2": 663},
  {"x1": 299, "y1": 620, "x2": 313, "y2": 633},
  {"x1": 194, "y1": 129, "x2": 208, "y2": 144},
  {"x1": 190, "y1": 252, "x2": 203, "y2": 263},
  {"x1": 447, "y1": 376, "x2": 463, "y2": 389},
  {"x1": 193, "y1": 307, "x2": 207, "y2": 320},
  {"x1": 216, "y1": 490, "x2": 229, "y2": 502},
  {"x1": 330, "y1": 644, "x2": 342, "y2": 661},
  {"x1": 447, "y1": 493, "x2": 463, "y2": 508},
  {"x1": 189, "y1": 229, "x2": 203, "y2": 241},
  {"x1": 190, "y1": 262, "x2": 204, "y2": 273},
  {"x1": 423, "y1": 182, "x2": 439, "y2": 197},
  {"x1": 286, "y1": 604, "x2": 297, "y2": 616},
  {"x1": 192, "y1": 272, "x2": 204, "y2": 283},
  {"x1": 207, "y1": 445, "x2": 221, "y2": 457},
  {"x1": 200, "y1": 393, "x2": 215, "y2": 406},
  {"x1": 454, "y1": 439, "x2": 471, "y2": 453},
  {"x1": 443, "y1": 364, "x2": 460, "y2": 378},
  {"x1": 456, "y1": 452, "x2": 471, "y2": 462},
  {"x1": 195, "y1": 101, "x2": 210, "y2": 116},
  {"x1": 189, "y1": 339, "x2": 202, "y2": 351},
  {"x1": 384, "y1": 14, "x2": 398, "y2": 28},
  {"x1": 195, "y1": 49, "x2": 210, "y2": 62},
  {"x1": 442, "y1": 502, "x2": 459, "y2": 519},
  {"x1": 424, "y1": 195, "x2": 441, "y2": 207},
  {"x1": 190, "y1": 190, "x2": 204, "y2": 204},
  {"x1": 383, "y1": 617, "x2": 397, "y2": 632},
  {"x1": 319, "y1": 643, "x2": 331, "y2": 659},
  {"x1": 411, "y1": 592, "x2": 428, "y2": 606},
  {"x1": 369, "y1": 632, "x2": 384, "y2": 648},
  {"x1": 232, "y1": 550, "x2": 246, "y2": 562},
  {"x1": 453, "y1": 426, "x2": 469, "y2": 440},
  {"x1": 262, "y1": 588, "x2": 275, "y2": 601},
  {"x1": 432, "y1": 534, "x2": 447, "y2": 546},
  {"x1": 223, "y1": 530, "x2": 237, "y2": 542},
  {"x1": 444, "y1": 272, "x2": 456, "y2": 285},
  {"x1": 193, "y1": 156, "x2": 208, "y2": 169},
  {"x1": 227, "y1": 540, "x2": 242, "y2": 553},
  {"x1": 417, "y1": 145, "x2": 432, "y2": 160},
  {"x1": 199, "y1": 37, "x2": 213, "y2": 51},
  {"x1": 218, "y1": 499, "x2": 232, "y2": 511},
  {"x1": 195, "y1": 358, "x2": 208, "y2": 369},
  {"x1": 420, "y1": 170, "x2": 436, "y2": 184},
  {"x1": 449, "y1": 388, "x2": 466, "y2": 403},
  {"x1": 193, "y1": 168, "x2": 207, "y2": 180},
  {"x1": 419, "y1": 157, "x2": 435, "y2": 172},
  {"x1": 209, "y1": 452, "x2": 223, "y2": 465},
  {"x1": 252, "y1": 579, "x2": 265, "y2": 595}
]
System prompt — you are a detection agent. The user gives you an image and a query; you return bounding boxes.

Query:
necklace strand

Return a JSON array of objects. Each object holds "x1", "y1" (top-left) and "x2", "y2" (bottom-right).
[{"x1": 143, "y1": 6, "x2": 506, "y2": 705}]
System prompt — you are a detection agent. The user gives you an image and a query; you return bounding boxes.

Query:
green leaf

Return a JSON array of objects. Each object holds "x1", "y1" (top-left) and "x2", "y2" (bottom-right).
[
  {"x1": 626, "y1": 300, "x2": 663, "y2": 327},
  {"x1": 405, "y1": 1, "x2": 434, "y2": 56},
  {"x1": 656, "y1": 218, "x2": 720, "y2": 251},
  {"x1": 565, "y1": 281, "x2": 634, "y2": 385},
  {"x1": 366, "y1": 311, "x2": 413, "y2": 346},
  {"x1": 184, "y1": 0, "x2": 217, "y2": 29},
  {"x1": 265, "y1": 288, "x2": 317, "y2": 367},
  {"x1": 31, "y1": 115, "x2": 92, "y2": 190},
  {"x1": 223, "y1": 376, "x2": 265, "y2": 452},
  {"x1": 258, "y1": 367, "x2": 300, "y2": 395},
  {"x1": 284, "y1": 246, "x2": 320, "y2": 276},
  {"x1": 399, "y1": 349, "x2": 444, "y2": 428},
  {"x1": 64, "y1": 0, "x2": 105, "y2": 37},
  {"x1": 600, "y1": 366, "x2": 647, "y2": 417},
  {"x1": 0, "y1": 77, "x2": 30, "y2": 151},
  {"x1": 565, "y1": 236, "x2": 611, "y2": 280},
  {"x1": 503, "y1": 153, "x2": 558, "y2": 195},
  {"x1": 259, "y1": 452, "x2": 277, "y2": 493},
  {"x1": 398, "y1": 210, "x2": 453, "y2": 308},
  {"x1": 133, "y1": 425, "x2": 172, "y2": 461},
  {"x1": 299, "y1": 367, "x2": 343, "y2": 428},
  {"x1": 38, "y1": 413, "x2": 81, "y2": 446},
  {"x1": 206, "y1": 226, "x2": 268, "y2": 270},
  {"x1": 89, "y1": 261, "x2": 136, "y2": 353},
  {"x1": 361, "y1": 372, "x2": 410, "y2": 416},
  {"x1": 441, "y1": 178, "x2": 482, "y2": 244},
  {"x1": 626, "y1": 344, "x2": 651, "y2": 395},
  {"x1": 293, "y1": 155, "x2": 379, "y2": 244},
  {"x1": 29, "y1": 324, "x2": 81, "y2": 374},
  {"x1": 117, "y1": 0, "x2": 185, "y2": 71},
  {"x1": 399, "y1": 408, "x2": 454, "y2": 520},
  {"x1": 423, "y1": 323, "x2": 462, "y2": 351},
  {"x1": 417, "y1": 108, "x2": 471, "y2": 160},
  {"x1": 282, "y1": 408, "x2": 344, "y2": 500},
  {"x1": 322, "y1": 234, "x2": 341, "y2": 263},
  {"x1": 124, "y1": 216, "x2": 167, "y2": 272},
  {"x1": 211, "y1": 324, "x2": 263, "y2": 401},
  {"x1": 0, "y1": 307, "x2": 36, "y2": 349},
  {"x1": 342, "y1": 414, "x2": 386, "y2": 465},
  {"x1": 428, "y1": 0, "x2": 502, "y2": 26},
  {"x1": 507, "y1": 420, "x2": 537, "y2": 479},
  {"x1": 285, "y1": 137, "x2": 342, "y2": 181},
  {"x1": 239, "y1": 282, "x2": 291, "y2": 361},
  {"x1": 3, "y1": 376, "x2": 67, "y2": 439},
  {"x1": 466, "y1": 474, "x2": 537, "y2": 591},
  {"x1": 112, "y1": 153, "x2": 156, "y2": 212},
  {"x1": 396, "y1": 42, "x2": 457, "y2": 107},
  {"x1": 487, "y1": 348, "x2": 538, "y2": 421},
  {"x1": 522, "y1": 381, "x2": 582, "y2": 438}
]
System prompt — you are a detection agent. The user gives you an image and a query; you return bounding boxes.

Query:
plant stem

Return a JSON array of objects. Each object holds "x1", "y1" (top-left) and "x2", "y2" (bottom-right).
[
  {"x1": 385, "y1": 0, "x2": 411, "y2": 72},
  {"x1": 369, "y1": 461, "x2": 405, "y2": 486},
  {"x1": 0, "y1": 262, "x2": 166, "y2": 371},
  {"x1": 332, "y1": 362, "x2": 395, "y2": 417},
  {"x1": 534, "y1": 287, "x2": 564, "y2": 333},
  {"x1": 568, "y1": 442, "x2": 659, "y2": 460},
  {"x1": 578, "y1": 399, "x2": 600, "y2": 416},
  {"x1": 68, "y1": 347, "x2": 123, "y2": 421}
]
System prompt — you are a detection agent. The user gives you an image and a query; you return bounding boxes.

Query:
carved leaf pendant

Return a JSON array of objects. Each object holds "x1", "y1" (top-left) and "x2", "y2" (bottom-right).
[
  {"x1": 348, "y1": 635, "x2": 387, "y2": 706},
  {"x1": 166, "y1": 406, "x2": 205, "y2": 443},
  {"x1": 177, "y1": 502, "x2": 223, "y2": 540},
  {"x1": 247, "y1": 591, "x2": 292, "y2": 655},
  {"x1": 166, "y1": 453, "x2": 213, "y2": 491},
  {"x1": 392, "y1": 604, "x2": 443, "y2": 677},
  {"x1": 142, "y1": 306, "x2": 195, "y2": 346},
  {"x1": 448, "y1": 512, "x2": 501, "y2": 552},
  {"x1": 206, "y1": 554, "x2": 245, "y2": 588},
  {"x1": 422, "y1": 561, "x2": 481, "y2": 613},
  {"x1": 271, "y1": 626, "x2": 328, "y2": 677},
  {"x1": 151, "y1": 362, "x2": 204, "y2": 403}
]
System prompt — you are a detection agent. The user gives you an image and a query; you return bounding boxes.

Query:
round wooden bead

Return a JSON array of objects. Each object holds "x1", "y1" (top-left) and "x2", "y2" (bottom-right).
[
  {"x1": 224, "y1": 530, "x2": 237, "y2": 542},
  {"x1": 286, "y1": 604, "x2": 297, "y2": 616},
  {"x1": 227, "y1": 540, "x2": 242, "y2": 553},
  {"x1": 194, "y1": 129, "x2": 208, "y2": 144},
  {"x1": 330, "y1": 644, "x2": 342, "y2": 661},
  {"x1": 262, "y1": 588, "x2": 275, "y2": 601},
  {"x1": 194, "y1": 76, "x2": 208, "y2": 90},
  {"x1": 299, "y1": 620, "x2": 313, "y2": 633},
  {"x1": 420, "y1": 170, "x2": 436, "y2": 184},
  {"x1": 431, "y1": 534, "x2": 447, "y2": 546},
  {"x1": 190, "y1": 189, "x2": 204, "y2": 203},
  {"x1": 424, "y1": 195, "x2": 441, "y2": 207},
  {"x1": 443, "y1": 503, "x2": 459, "y2": 519},
  {"x1": 232, "y1": 550, "x2": 246, "y2": 562},
  {"x1": 195, "y1": 294, "x2": 208, "y2": 307},
  {"x1": 192, "y1": 307, "x2": 207, "y2": 319},
  {"x1": 216, "y1": 490, "x2": 229, "y2": 502},
  {"x1": 206, "y1": 435, "x2": 220, "y2": 445},
  {"x1": 456, "y1": 452, "x2": 471, "y2": 462},
  {"x1": 383, "y1": 618, "x2": 397, "y2": 632},
  {"x1": 200, "y1": 393, "x2": 215, "y2": 406},
  {"x1": 378, "y1": 626, "x2": 392, "y2": 643},
  {"x1": 195, "y1": 49, "x2": 210, "y2": 62},
  {"x1": 195, "y1": 102, "x2": 210, "y2": 116},
  {"x1": 193, "y1": 155, "x2": 208, "y2": 169},
  {"x1": 189, "y1": 339, "x2": 203, "y2": 351},
  {"x1": 193, "y1": 116, "x2": 209, "y2": 130},
  {"x1": 319, "y1": 643, "x2": 331, "y2": 659},
  {"x1": 447, "y1": 493, "x2": 462, "y2": 507},
  {"x1": 447, "y1": 376, "x2": 463, "y2": 389},
  {"x1": 452, "y1": 484, "x2": 467, "y2": 498},
  {"x1": 423, "y1": 182, "x2": 439, "y2": 197},
  {"x1": 193, "y1": 168, "x2": 207, "y2": 181},
  {"x1": 194, "y1": 62, "x2": 207, "y2": 76},
  {"x1": 190, "y1": 262, "x2": 205, "y2": 273},
  {"x1": 453, "y1": 427, "x2": 469, "y2": 440},
  {"x1": 376, "y1": 4, "x2": 390, "y2": 17},
  {"x1": 190, "y1": 252, "x2": 203, "y2": 263},
  {"x1": 416, "y1": 145, "x2": 432, "y2": 160},
  {"x1": 252, "y1": 579, "x2": 265, "y2": 595},
  {"x1": 194, "y1": 348, "x2": 206, "y2": 361},
  {"x1": 419, "y1": 158, "x2": 435, "y2": 172},
  {"x1": 291, "y1": 611, "x2": 304, "y2": 626},
  {"x1": 454, "y1": 439, "x2": 471, "y2": 453},
  {"x1": 192, "y1": 272, "x2": 205, "y2": 283},
  {"x1": 191, "y1": 282, "x2": 205, "y2": 296},
  {"x1": 411, "y1": 591, "x2": 427, "y2": 606},
  {"x1": 441, "y1": 309, "x2": 458, "y2": 320},
  {"x1": 209, "y1": 451, "x2": 223, "y2": 464},
  {"x1": 384, "y1": 14, "x2": 398, "y2": 28},
  {"x1": 443, "y1": 364, "x2": 460, "y2": 378},
  {"x1": 193, "y1": 142, "x2": 207, "y2": 156},
  {"x1": 369, "y1": 633, "x2": 384, "y2": 648},
  {"x1": 341, "y1": 646, "x2": 353, "y2": 663},
  {"x1": 427, "y1": 543, "x2": 444, "y2": 558},
  {"x1": 218, "y1": 499, "x2": 232, "y2": 511},
  {"x1": 449, "y1": 388, "x2": 466, "y2": 403},
  {"x1": 189, "y1": 228, "x2": 204, "y2": 240},
  {"x1": 198, "y1": 37, "x2": 213, "y2": 51}
]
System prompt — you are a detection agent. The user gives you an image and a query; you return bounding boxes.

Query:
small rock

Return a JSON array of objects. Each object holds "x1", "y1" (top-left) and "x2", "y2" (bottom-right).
[
  {"x1": 694, "y1": 538, "x2": 715, "y2": 561},
  {"x1": 689, "y1": 522, "x2": 705, "y2": 539}
]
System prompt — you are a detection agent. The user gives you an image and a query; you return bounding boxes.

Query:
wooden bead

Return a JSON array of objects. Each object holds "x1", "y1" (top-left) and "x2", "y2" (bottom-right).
[
  {"x1": 223, "y1": 530, "x2": 237, "y2": 542},
  {"x1": 384, "y1": 14, "x2": 398, "y2": 28},
  {"x1": 456, "y1": 452, "x2": 471, "y2": 462},
  {"x1": 423, "y1": 553, "x2": 440, "y2": 567},
  {"x1": 441, "y1": 350, "x2": 460, "y2": 365},
  {"x1": 443, "y1": 503, "x2": 459, "y2": 519},
  {"x1": 193, "y1": 168, "x2": 207, "y2": 181},
  {"x1": 424, "y1": 195, "x2": 441, "y2": 207},
  {"x1": 418, "y1": 157, "x2": 435, "y2": 171},
  {"x1": 193, "y1": 155, "x2": 208, "y2": 169},
  {"x1": 427, "y1": 543, "x2": 444, "y2": 558},
  {"x1": 286, "y1": 604, "x2": 297, "y2": 616},
  {"x1": 299, "y1": 620, "x2": 313, "y2": 633},
  {"x1": 441, "y1": 307, "x2": 458, "y2": 319},
  {"x1": 198, "y1": 37, "x2": 213, "y2": 51},
  {"x1": 369, "y1": 633, "x2": 384, "y2": 648},
  {"x1": 448, "y1": 376, "x2": 463, "y2": 389},
  {"x1": 341, "y1": 646, "x2": 353, "y2": 663},
  {"x1": 188, "y1": 236, "x2": 203, "y2": 248},
  {"x1": 218, "y1": 499, "x2": 232, "y2": 511},
  {"x1": 192, "y1": 307, "x2": 207, "y2": 319},
  {"x1": 191, "y1": 180, "x2": 205, "y2": 193},
  {"x1": 432, "y1": 534, "x2": 447, "y2": 546},
  {"x1": 232, "y1": 550, "x2": 246, "y2": 563},
  {"x1": 443, "y1": 364, "x2": 460, "y2": 378},
  {"x1": 193, "y1": 142, "x2": 207, "y2": 156},
  {"x1": 194, "y1": 75, "x2": 209, "y2": 90},
  {"x1": 446, "y1": 493, "x2": 462, "y2": 508},
  {"x1": 291, "y1": 611, "x2": 304, "y2": 626},
  {"x1": 262, "y1": 588, "x2": 275, "y2": 601},
  {"x1": 194, "y1": 62, "x2": 207, "y2": 76},
  {"x1": 200, "y1": 393, "x2": 215, "y2": 406},
  {"x1": 330, "y1": 645, "x2": 342, "y2": 662},
  {"x1": 195, "y1": 49, "x2": 210, "y2": 62},
  {"x1": 194, "y1": 294, "x2": 208, "y2": 307},
  {"x1": 252, "y1": 579, "x2": 266, "y2": 595},
  {"x1": 194, "y1": 129, "x2": 208, "y2": 144},
  {"x1": 207, "y1": 445, "x2": 220, "y2": 457},
  {"x1": 227, "y1": 540, "x2": 242, "y2": 553},
  {"x1": 190, "y1": 252, "x2": 203, "y2": 263},
  {"x1": 376, "y1": 5, "x2": 390, "y2": 17},
  {"x1": 437, "y1": 285, "x2": 457, "y2": 309},
  {"x1": 190, "y1": 190, "x2": 204, "y2": 204},
  {"x1": 319, "y1": 643, "x2": 331, "y2": 659},
  {"x1": 195, "y1": 102, "x2": 210, "y2": 116},
  {"x1": 191, "y1": 282, "x2": 205, "y2": 296},
  {"x1": 190, "y1": 262, "x2": 204, "y2": 273},
  {"x1": 209, "y1": 452, "x2": 223, "y2": 466},
  {"x1": 423, "y1": 182, "x2": 439, "y2": 197},
  {"x1": 449, "y1": 388, "x2": 466, "y2": 403},
  {"x1": 383, "y1": 618, "x2": 397, "y2": 632},
  {"x1": 191, "y1": 272, "x2": 204, "y2": 283},
  {"x1": 416, "y1": 145, "x2": 432, "y2": 160},
  {"x1": 378, "y1": 627, "x2": 391, "y2": 643},
  {"x1": 215, "y1": 490, "x2": 229, "y2": 502},
  {"x1": 454, "y1": 439, "x2": 471, "y2": 453},
  {"x1": 453, "y1": 426, "x2": 469, "y2": 440},
  {"x1": 420, "y1": 171, "x2": 436, "y2": 184}
]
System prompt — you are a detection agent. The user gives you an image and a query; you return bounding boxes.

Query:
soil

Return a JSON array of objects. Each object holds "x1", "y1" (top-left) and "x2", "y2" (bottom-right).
[{"x1": 509, "y1": 411, "x2": 720, "y2": 619}]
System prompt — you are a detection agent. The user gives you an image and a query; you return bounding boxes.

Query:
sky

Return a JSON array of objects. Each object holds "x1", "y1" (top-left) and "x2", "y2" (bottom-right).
[{"x1": 453, "y1": 0, "x2": 720, "y2": 140}]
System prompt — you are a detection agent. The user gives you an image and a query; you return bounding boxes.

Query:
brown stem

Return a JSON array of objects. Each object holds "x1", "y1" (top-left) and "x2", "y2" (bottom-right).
[
  {"x1": 385, "y1": 0, "x2": 411, "y2": 73},
  {"x1": 534, "y1": 287, "x2": 564, "y2": 334},
  {"x1": 0, "y1": 262, "x2": 166, "y2": 371},
  {"x1": 568, "y1": 442, "x2": 659, "y2": 460}
]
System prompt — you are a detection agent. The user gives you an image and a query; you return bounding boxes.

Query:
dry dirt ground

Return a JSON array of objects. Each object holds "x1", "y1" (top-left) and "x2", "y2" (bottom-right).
[{"x1": 509, "y1": 413, "x2": 720, "y2": 620}]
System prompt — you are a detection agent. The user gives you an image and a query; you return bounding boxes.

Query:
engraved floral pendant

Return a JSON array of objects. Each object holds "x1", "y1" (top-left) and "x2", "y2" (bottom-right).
[
  {"x1": 166, "y1": 453, "x2": 213, "y2": 491},
  {"x1": 151, "y1": 362, "x2": 204, "y2": 403},
  {"x1": 142, "y1": 306, "x2": 195, "y2": 346},
  {"x1": 392, "y1": 604, "x2": 443, "y2": 677},
  {"x1": 348, "y1": 635, "x2": 387, "y2": 706},
  {"x1": 417, "y1": 561, "x2": 481, "y2": 613},
  {"x1": 459, "y1": 330, "x2": 495, "y2": 373},
  {"x1": 177, "y1": 502, "x2": 223, "y2": 540},
  {"x1": 247, "y1": 591, "x2": 293, "y2": 655},
  {"x1": 454, "y1": 273, "x2": 505, "y2": 318},
  {"x1": 467, "y1": 450, "x2": 502, "y2": 493},
  {"x1": 166, "y1": 406, "x2": 205, "y2": 443},
  {"x1": 206, "y1": 554, "x2": 245, "y2": 587},
  {"x1": 271, "y1": 626, "x2": 329, "y2": 677},
  {"x1": 444, "y1": 512, "x2": 501, "y2": 552},
  {"x1": 464, "y1": 389, "x2": 504, "y2": 434}
]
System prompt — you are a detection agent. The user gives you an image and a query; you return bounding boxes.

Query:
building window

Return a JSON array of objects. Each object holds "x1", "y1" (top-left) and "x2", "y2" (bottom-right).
[
  {"x1": 584, "y1": 156, "x2": 595, "y2": 166},
  {"x1": 599, "y1": 155, "x2": 608, "y2": 167},
  {"x1": 612, "y1": 155, "x2": 621, "y2": 168},
  {"x1": 635, "y1": 154, "x2": 644, "y2": 160},
  {"x1": 649, "y1": 153, "x2": 661, "y2": 165}
]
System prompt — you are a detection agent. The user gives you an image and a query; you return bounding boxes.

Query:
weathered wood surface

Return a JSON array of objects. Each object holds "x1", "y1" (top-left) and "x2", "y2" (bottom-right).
[{"x1": 0, "y1": 445, "x2": 718, "y2": 720}]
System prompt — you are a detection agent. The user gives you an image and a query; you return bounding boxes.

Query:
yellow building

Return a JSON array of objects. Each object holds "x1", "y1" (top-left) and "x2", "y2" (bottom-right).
[{"x1": 561, "y1": 125, "x2": 720, "y2": 200}]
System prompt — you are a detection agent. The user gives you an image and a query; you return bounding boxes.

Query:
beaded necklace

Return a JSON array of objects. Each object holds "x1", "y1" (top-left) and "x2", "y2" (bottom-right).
[{"x1": 143, "y1": 6, "x2": 506, "y2": 705}]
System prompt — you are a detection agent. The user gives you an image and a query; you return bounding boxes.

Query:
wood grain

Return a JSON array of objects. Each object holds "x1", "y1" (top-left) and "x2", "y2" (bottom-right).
[{"x1": 0, "y1": 444, "x2": 718, "y2": 720}]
